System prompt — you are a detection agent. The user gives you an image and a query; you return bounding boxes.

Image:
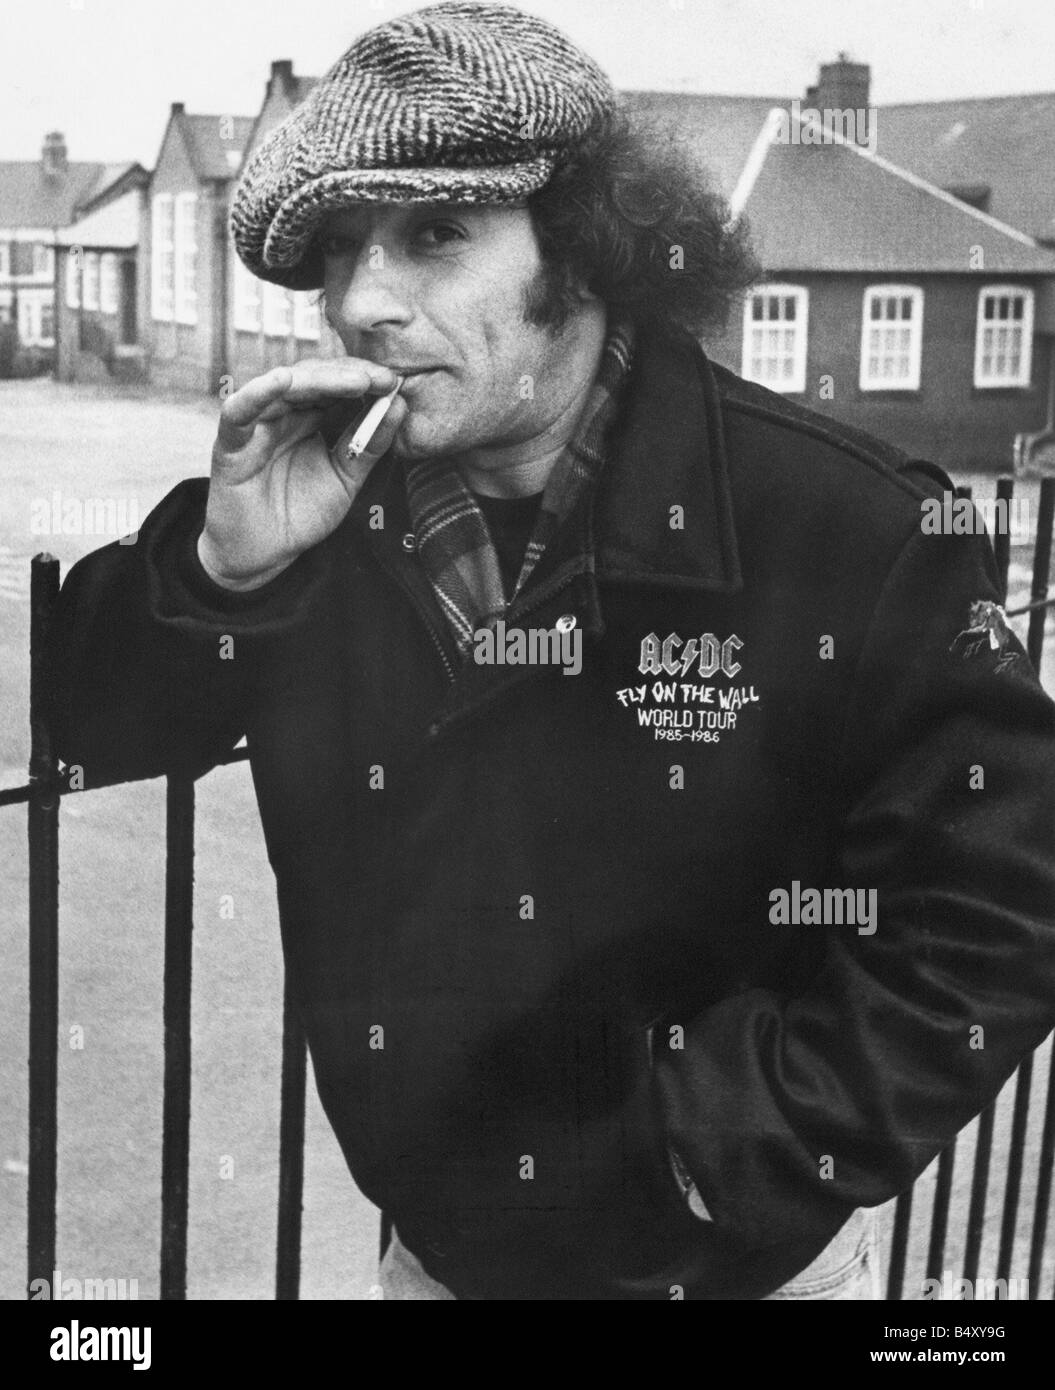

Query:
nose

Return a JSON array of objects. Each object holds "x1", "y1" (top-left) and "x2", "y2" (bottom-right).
[{"x1": 328, "y1": 244, "x2": 413, "y2": 337}]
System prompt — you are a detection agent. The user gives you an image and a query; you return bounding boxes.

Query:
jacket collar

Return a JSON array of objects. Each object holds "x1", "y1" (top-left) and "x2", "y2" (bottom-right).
[
  {"x1": 591, "y1": 325, "x2": 742, "y2": 595},
  {"x1": 354, "y1": 324, "x2": 743, "y2": 647}
]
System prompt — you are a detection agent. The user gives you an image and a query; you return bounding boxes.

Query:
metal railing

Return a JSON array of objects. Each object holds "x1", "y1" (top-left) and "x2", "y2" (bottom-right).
[
  {"x1": 6, "y1": 566, "x2": 307, "y2": 1298},
  {"x1": 4, "y1": 475, "x2": 1055, "y2": 1300}
]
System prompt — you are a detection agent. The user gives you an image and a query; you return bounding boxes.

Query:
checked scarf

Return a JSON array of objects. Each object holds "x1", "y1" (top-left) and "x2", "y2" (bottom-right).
[{"x1": 403, "y1": 318, "x2": 635, "y2": 656}]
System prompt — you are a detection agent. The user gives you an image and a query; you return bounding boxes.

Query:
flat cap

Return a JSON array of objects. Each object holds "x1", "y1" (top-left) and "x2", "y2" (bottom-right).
[{"x1": 230, "y1": 1, "x2": 617, "y2": 289}]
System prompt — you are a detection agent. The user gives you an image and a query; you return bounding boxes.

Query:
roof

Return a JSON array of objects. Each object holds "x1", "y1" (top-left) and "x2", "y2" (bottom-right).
[
  {"x1": 77, "y1": 162, "x2": 150, "y2": 218},
  {"x1": 242, "y1": 73, "x2": 321, "y2": 168},
  {"x1": 877, "y1": 94, "x2": 1055, "y2": 243},
  {"x1": 56, "y1": 188, "x2": 141, "y2": 248},
  {"x1": 179, "y1": 113, "x2": 255, "y2": 181},
  {"x1": 0, "y1": 159, "x2": 112, "y2": 230},
  {"x1": 621, "y1": 91, "x2": 791, "y2": 199},
  {"x1": 285, "y1": 76, "x2": 319, "y2": 104},
  {"x1": 731, "y1": 109, "x2": 1055, "y2": 275}
]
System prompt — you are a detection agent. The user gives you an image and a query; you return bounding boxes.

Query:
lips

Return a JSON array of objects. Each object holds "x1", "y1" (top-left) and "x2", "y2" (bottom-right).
[{"x1": 395, "y1": 368, "x2": 441, "y2": 391}]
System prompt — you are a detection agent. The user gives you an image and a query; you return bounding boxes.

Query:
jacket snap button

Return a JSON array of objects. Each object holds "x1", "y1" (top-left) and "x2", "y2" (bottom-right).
[
  {"x1": 401, "y1": 532, "x2": 416, "y2": 552},
  {"x1": 555, "y1": 614, "x2": 577, "y2": 632}
]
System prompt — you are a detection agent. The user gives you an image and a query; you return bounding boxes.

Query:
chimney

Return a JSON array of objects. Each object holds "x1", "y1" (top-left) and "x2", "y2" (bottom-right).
[
  {"x1": 42, "y1": 131, "x2": 68, "y2": 179},
  {"x1": 807, "y1": 54, "x2": 872, "y2": 145},
  {"x1": 270, "y1": 59, "x2": 295, "y2": 96},
  {"x1": 171, "y1": 102, "x2": 185, "y2": 116}
]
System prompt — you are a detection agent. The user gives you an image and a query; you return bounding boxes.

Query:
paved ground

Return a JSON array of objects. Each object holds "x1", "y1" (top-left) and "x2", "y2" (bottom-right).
[
  {"x1": 0, "y1": 379, "x2": 377, "y2": 1300},
  {"x1": 0, "y1": 377, "x2": 1052, "y2": 1301}
]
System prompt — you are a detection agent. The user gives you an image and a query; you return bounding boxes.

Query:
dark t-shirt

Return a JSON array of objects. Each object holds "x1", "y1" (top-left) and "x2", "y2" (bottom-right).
[{"x1": 472, "y1": 490, "x2": 544, "y2": 600}]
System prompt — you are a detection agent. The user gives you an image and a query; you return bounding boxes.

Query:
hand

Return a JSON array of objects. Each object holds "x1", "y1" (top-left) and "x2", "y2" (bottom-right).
[{"x1": 198, "y1": 358, "x2": 408, "y2": 590}]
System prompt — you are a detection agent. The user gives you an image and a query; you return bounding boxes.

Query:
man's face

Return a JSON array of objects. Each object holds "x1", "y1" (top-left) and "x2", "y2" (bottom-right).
[{"x1": 318, "y1": 202, "x2": 579, "y2": 464}]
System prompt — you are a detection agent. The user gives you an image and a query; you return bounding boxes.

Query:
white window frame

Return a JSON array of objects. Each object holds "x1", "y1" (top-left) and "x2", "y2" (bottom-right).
[
  {"x1": 65, "y1": 250, "x2": 80, "y2": 308},
  {"x1": 18, "y1": 290, "x2": 55, "y2": 347},
  {"x1": 974, "y1": 285, "x2": 1034, "y2": 389},
  {"x1": 152, "y1": 194, "x2": 174, "y2": 321},
  {"x1": 33, "y1": 243, "x2": 55, "y2": 279},
  {"x1": 174, "y1": 192, "x2": 198, "y2": 325},
  {"x1": 232, "y1": 255, "x2": 261, "y2": 332},
  {"x1": 82, "y1": 251, "x2": 100, "y2": 311},
  {"x1": 292, "y1": 291, "x2": 321, "y2": 341},
  {"x1": 859, "y1": 285, "x2": 924, "y2": 392},
  {"x1": 100, "y1": 253, "x2": 119, "y2": 314},
  {"x1": 262, "y1": 281, "x2": 292, "y2": 338},
  {"x1": 742, "y1": 285, "x2": 809, "y2": 393}
]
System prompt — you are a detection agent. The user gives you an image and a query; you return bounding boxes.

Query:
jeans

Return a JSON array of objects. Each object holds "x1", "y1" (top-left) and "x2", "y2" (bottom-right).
[{"x1": 376, "y1": 1206, "x2": 882, "y2": 1300}]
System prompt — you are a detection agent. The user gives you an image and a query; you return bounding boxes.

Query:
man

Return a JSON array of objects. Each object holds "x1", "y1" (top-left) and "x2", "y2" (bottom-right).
[{"x1": 46, "y1": 2, "x2": 1055, "y2": 1300}]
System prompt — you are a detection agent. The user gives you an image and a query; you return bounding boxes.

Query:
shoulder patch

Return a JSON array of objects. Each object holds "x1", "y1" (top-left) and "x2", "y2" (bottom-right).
[{"x1": 950, "y1": 601, "x2": 1021, "y2": 673}]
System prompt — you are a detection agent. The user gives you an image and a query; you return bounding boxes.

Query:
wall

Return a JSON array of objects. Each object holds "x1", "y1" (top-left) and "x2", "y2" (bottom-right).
[
  {"x1": 143, "y1": 121, "x2": 222, "y2": 394},
  {"x1": 704, "y1": 272, "x2": 1054, "y2": 471}
]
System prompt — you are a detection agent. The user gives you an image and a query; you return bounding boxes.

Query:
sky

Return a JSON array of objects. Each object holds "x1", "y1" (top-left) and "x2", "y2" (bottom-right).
[{"x1": 2, "y1": 0, "x2": 1053, "y2": 166}]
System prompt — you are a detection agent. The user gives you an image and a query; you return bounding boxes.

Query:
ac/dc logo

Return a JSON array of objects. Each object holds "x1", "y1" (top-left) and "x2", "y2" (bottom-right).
[{"x1": 638, "y1": 632, "x2": 743, "y2": 679}]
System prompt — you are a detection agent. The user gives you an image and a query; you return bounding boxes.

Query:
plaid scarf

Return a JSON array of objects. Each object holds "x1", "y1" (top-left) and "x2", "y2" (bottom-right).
[{"x1": 403, "y1": 318, "x2": 635, "y2": 655}]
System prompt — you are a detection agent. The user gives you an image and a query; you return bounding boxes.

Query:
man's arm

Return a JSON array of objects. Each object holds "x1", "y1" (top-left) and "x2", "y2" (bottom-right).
[
  {"x1": 44, "y1": 358, "x2": 404, "y2": 787},
  {"x1": 44, "y1": 478, "x2": 294, "y2": 786},
  {"x1": 651, "y1": 523, "x2": 1055, "y2": 1249}
]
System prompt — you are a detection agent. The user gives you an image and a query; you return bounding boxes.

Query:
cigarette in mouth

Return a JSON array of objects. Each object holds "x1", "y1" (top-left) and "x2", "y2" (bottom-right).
[{"x1": 344, "y1": 376, "x2": 404, "y2": 459}]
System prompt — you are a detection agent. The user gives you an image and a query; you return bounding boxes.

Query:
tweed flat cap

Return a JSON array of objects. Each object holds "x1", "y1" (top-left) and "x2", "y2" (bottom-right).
[{"x1": 230, "y1": 1, "x2": 616, "y2": 289}]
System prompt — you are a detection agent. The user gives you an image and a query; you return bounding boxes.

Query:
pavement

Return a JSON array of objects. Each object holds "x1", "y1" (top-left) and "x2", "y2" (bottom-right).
[{"x1": 0, "y1": 377, "x2": 1052, "y2": 1301}]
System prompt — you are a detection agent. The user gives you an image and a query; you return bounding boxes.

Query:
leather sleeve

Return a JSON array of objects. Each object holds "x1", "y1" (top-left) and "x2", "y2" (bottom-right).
[
  {"x1": 43, "y1": 477, "x2": 334, "y2": 787},
  {"x1": 652, "y1": 522, "x2": 1055, "y2": 1249}
]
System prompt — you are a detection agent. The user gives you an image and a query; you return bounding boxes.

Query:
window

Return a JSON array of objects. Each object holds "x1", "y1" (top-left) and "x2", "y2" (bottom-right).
[
  {"x1": 33, "y1": 244, "x2": 55, "y2": 279},
  {"x1": 99, "y1": 253, "x2": 119, "y2": 314},
  {"x1": 65, "y1": 250, "x2": 80, "y2": 308},
  {"x1": 262, "y1": 281, "x2": 292, "y2": 337},
  {"x1": 974, "y1": 286, "x2": 1033, "y2": 388},
  {"x1": 152, "y1": 194, "x2": 174, "y2": 321},
  {"x1": 19, "y1": 292, "x2": 55, "y2": 347},
  {"x1": 175, "y1": 193, "x2": 198, "y2": 324},
  {"x1": 83, "y1": 252, "x2": 100, "y2": 311},
  {"x1": 860, "y1": 285, "x2": 923, "y2": 391},
  {"x1": 742, "y1": 286, "x2": 808, "y2": 393},
  {"x1": 0, "y1": 242, "x2": 9, "y2": 277},
  {"x1": 292, "y1": 291, "x2": 321, "y2": 341},
  {"x1": 232, "y1": 256, "x2": 261, "y2": 332}
]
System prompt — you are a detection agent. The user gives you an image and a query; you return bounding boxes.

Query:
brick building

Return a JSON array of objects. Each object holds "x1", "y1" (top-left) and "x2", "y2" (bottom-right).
[
  {"x1": 627, "y1": 64, "x2": 1055, "y2": 471},
  {"x1": 143, "y1": 103, "x2": 253, "y2": 393},
  {"x1": 0, "y1": 133, "x2": 117, "y2": 373},
  {"x1": 55, "y1": 163, "x2": 150, "y2": 384},
  {"x1": 226, "y1": 61, "x2": 342, "y2": 390}
]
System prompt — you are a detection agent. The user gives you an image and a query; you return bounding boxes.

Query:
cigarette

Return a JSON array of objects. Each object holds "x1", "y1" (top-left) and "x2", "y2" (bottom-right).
[{"x1": 344, "y1": 376, "x2": 403, "y2": 458}]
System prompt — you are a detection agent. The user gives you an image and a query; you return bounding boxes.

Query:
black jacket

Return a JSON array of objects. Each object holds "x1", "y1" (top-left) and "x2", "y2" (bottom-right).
[{"x1": 46, "y1": 326, "x2": 1055, "y2": 1299}]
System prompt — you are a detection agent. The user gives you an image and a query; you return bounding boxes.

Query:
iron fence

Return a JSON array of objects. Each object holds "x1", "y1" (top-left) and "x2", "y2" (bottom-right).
[{"x1": 4, "y1": 475, "x2": 1055, "y2": 1300}]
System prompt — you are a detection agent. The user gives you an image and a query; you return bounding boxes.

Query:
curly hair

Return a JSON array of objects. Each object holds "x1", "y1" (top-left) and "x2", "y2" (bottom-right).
[{"x1": 524, "y1": 107, "x2": 760, "y2": 339}]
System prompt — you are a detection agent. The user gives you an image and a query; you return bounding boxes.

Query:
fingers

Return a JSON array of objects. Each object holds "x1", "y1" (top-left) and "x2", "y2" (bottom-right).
[
  {"x1": 331, "y1": 393, "x2": 409, "y2": 492},
  {"x1": 217, "y1": 359, "x2": 399, "y2": 451},
  {"x1": 216, "y1": 367, "x2": 293, "y2": 449}
]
